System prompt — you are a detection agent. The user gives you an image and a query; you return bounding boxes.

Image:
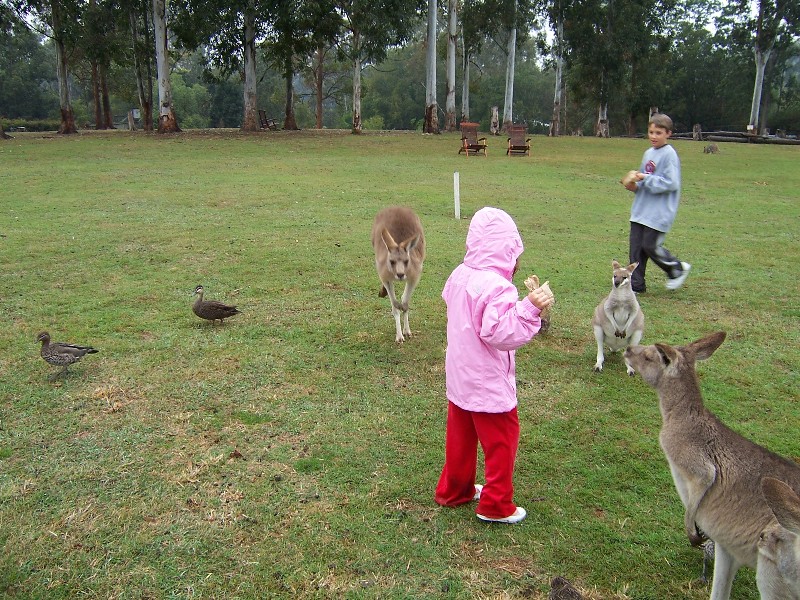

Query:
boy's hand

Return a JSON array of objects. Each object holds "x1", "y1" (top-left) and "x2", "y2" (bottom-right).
[{"x1": 621, "y1": 170, "x2": 644, "y2": 191}]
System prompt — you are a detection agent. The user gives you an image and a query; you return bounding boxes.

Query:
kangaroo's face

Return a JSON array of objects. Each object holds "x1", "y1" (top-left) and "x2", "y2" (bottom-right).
[
  {"x1": 381, "y1": 228, "x2": 419, "y2": 282},
  {"x1": 625, "y1": 332, "x2": 727, "y2": 391},
  {"x1": 758, "y1": 523, "x2": 800, "y2": 596},
  {"x1": 612, "y1": 260, "x2": 638, "y2": 289},
  {"x1": 624, "y1": 343, "x2": 672, "y2": 387},
  {"x1": 758, "y1": 478, "x2": 800, "y2": 599}
]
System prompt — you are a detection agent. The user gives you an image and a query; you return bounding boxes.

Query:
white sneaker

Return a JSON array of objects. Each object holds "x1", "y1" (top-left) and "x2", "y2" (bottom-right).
[
  {"x1": 472, "y1": 484, "x2": 483, "y2": 501},
  {"x1": 665, "y1": 262, "x2": 691, "y2": 290},
  {"x1": 477, "y1": 506, "x2": 527, "y2": 524}
]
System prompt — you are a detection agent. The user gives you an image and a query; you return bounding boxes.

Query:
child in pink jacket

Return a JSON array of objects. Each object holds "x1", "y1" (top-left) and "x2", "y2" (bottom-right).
[{"x1": 435, "y1": 207, "x2": 554, "y2": 524}]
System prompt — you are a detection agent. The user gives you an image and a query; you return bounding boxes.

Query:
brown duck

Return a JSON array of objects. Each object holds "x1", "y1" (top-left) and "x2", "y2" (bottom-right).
[
  {"x1": 37, "y1": 331, "x2": 99, "y2": 379},
  {"x1": 192, "y1": 285, "x2": 240, "y2": 324}
]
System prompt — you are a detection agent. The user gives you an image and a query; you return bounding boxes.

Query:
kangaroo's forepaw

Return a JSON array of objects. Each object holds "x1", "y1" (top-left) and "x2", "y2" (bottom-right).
[{"x1": 688, "y1": 532, "x2": 706, "y2": 547}]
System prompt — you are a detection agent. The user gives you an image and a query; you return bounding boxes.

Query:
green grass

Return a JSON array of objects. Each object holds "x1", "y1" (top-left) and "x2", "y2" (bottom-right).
[{"x1": 0, "y1": 128, "x2": 798, "y2": 599}]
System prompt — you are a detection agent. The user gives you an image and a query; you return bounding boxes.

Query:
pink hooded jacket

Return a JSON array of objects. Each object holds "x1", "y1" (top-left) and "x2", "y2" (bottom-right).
[{"x1": 443, "y1": 207, "x2": 544, "y2": 413}]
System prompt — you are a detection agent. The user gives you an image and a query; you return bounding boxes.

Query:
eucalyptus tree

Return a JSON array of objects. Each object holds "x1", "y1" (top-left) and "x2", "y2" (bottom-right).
[
  {"x1": 171, "y1": 0, "x2": 274, "y2": 131},
  {"x1": 152, "y1": 0, "x2": 179, "y2": 131},
  {"x1": 261, "y1": 0, "x2": 318, "y2": 130},
  {"x1": 460, "y1": 0, "x2": 485, "y2": 122},
  {"x1": 127, "y1": 0, "x2": 153, "y2": 130},
  {"x1": 335, "y1": 0, "x2": 424, "y2": 134},
  {"x1": 461, "y1": 0, "x2": 539, "y2": 131},
  {"x1": 544, "y1": 0, "x2": 565, "y2": 135},
  {"x1": 561, "y1": 0, "x2": 673, "y2": 136},
  {"x1": 84, "y1": 0, "x2": 126, "y2": 129},
  {"x1": 717, "y1": 0, "x2": 800, "y2": 134},
  {"x1": 295, "y1": 0, "x2": 341, "y2": 129},
  {"x1": 423, "y1": 0, "x2": 437, "y2": 132},
  {"x1": 444, "y1": 0, "x2": 457, "y2": 130},
  {"x1": 7, "y1": 0, "x2": 81, "y2": 133},
  {"x1": 0, "y1": 1, "x2": 12, "y2": 138},
  {"x1": 0, "y1": 4, "x2": 57, "y2": 121}
]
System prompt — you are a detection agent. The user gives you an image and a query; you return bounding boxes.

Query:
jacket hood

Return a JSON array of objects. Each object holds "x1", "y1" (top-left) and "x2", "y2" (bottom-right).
[{"x1": 464, "y1": 207, "x2": 524, "y2": 279}]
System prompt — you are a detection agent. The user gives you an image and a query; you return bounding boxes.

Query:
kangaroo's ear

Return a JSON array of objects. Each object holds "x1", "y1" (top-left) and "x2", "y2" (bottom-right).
[
  {"x1": 612, "y1": 259, "x2": 621, "y2": 269},
  {"x1": 762, "y1": 477, "x2": 800, "y2": 534},
  {"x1": 628, "y1": 262, "x2": 639, "y2": 272},
  {"x1": 692, "y1": 331, "x2": 727, "y2": 361},
  {"x1": 402, "y1": 233, "x2": 420, "y2": 252},
  {"x1": 381, "y1": 228, "x2": 398, "y2": 250},
  {"x1": 655, "y1": 343, "x2": 679, "y2": 366}
]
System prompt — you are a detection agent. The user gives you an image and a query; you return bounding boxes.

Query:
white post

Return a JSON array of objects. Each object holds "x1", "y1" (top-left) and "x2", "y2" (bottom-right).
[{"x1": 454, "y1": 172, "x2": 461, "y2": 219}]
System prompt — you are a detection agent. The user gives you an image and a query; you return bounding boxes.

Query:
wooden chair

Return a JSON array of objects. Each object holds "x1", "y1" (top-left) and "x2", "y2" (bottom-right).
[
  {"x1": 258, "y1": 109, "x2": 278, "y2": 130},
  {"x1": 459, "y1": 122, "x2": 487, "y2": 156},
  {"x1": 506, "y1": 125, "x2": 531, "y2": 156}
]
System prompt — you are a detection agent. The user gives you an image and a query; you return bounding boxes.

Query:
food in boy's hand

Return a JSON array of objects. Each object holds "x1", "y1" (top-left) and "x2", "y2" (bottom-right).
[{"x1": 620, "y1": 170, "x2": 639, "y2": 186}]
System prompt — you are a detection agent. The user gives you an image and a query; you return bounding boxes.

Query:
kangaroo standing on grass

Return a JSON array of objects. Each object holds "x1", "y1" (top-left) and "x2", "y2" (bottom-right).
[
  {"x1": 371, "y1": 206, "x2": 425, "y2": 343},
  {"x1": 592, "y1": 260, "x2": 644, "y2": 375},
  {"x1": 624, "y1": 331, "x2": 800, "y2": 600}
]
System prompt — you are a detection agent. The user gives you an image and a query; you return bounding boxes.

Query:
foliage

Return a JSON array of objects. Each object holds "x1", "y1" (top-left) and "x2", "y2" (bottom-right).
[
  {"x1": 2, "y1": 0, "x2": 799, "y2": 134},
  {"x1": 0, "y1": 130, "x2": 798, "y2": 599},
  {"x1": 0, "y1": 11, "x2": 58, "y2": 119}
]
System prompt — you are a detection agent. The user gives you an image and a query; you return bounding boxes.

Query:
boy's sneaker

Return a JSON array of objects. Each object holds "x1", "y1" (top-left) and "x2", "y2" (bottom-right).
[
  {"x1": 665, "y1": 262, "x2": 691, "y2": 290},
  {"x1": 477, "y1": 506, "x2": 527, "y2": 524},
  {"x1": 472, "y1": 484, "x2": 483, "y2": 501}
]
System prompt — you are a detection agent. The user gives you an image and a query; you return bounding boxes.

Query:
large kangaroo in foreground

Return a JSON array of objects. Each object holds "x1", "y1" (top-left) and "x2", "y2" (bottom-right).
[
  {"x1": 371, "y1": 206, "x2": 425, "y2": 343},
  {"x1": 624, "y1": 332, "x2": 800, "y2": 600},
  {"x1": 758, "y1": 477, "x2": 800, "y2": 599}
]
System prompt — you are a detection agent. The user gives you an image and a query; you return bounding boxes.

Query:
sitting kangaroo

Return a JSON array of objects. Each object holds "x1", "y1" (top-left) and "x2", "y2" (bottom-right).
[
  {"x1": 592, "y1": 260, "x2": 644, "y2": 375},
  {"x1": 371, "y1": 206, "x2": 425, "y2": 343},
  {"x1": 624, "y1": 332, "x2": 800, "y2": 600},
  {"x1": 758, "y1": 477, "x2": 800, "y2": 599}
]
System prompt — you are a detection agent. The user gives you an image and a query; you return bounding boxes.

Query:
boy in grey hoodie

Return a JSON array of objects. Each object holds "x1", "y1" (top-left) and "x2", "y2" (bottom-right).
[{"x1": 623, "y1": 113, "x2": 691, "y2": 293}]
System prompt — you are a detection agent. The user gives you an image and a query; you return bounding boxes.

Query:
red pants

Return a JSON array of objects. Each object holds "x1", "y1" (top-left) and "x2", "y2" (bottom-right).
[{"x1": 435, "y1": 401, "x2": 520, "y2": 519}]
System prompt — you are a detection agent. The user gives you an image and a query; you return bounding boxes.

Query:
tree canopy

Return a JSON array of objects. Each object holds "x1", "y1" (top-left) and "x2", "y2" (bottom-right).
[{"x1": 1, "y1": 0, "x2": 799, "y2": 136}]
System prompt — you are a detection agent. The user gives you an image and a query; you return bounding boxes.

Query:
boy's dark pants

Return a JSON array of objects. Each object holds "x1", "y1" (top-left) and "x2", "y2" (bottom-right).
[{"x1": 629, "y1": 222, "x2": 682, "y2": 292}]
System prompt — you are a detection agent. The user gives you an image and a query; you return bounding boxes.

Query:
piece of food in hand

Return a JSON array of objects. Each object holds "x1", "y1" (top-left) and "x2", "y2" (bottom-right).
[
  {"x1": 524, "y1": 274, "x2": 553, "y2": 315},
  {"x1": 538, "y1": 280, "x2": 552, "y2": 297},
  {"x1": 620, "y1": 170, "x2": 639, "y2": 186},
  {"x1": 524, "y1": 275, "x2": 540, "y2": 292}
]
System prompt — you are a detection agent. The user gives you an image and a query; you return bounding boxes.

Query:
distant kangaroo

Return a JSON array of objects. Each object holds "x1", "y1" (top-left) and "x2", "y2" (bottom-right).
[
  {"x1": 592, "y1": 260, "x2": 644, "y2": 375},
  {"x1": 371, "y1": 206, "x2": 425, "y2": 343},
  {"x1": 624, "y1": 332, "x2": 800, "y2": 600}
]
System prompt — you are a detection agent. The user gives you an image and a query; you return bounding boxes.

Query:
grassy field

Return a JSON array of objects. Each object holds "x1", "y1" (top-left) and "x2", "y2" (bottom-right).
[{"x1": 0, "y1": 128, "x2": 798, "y2": 599}]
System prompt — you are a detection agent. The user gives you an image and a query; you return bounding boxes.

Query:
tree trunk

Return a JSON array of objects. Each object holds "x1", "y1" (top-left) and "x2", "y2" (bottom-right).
[
  {"x1": 130, "y1": 5, "x2": 153, "y2": 131},
  {"x1": 444, "y1": 0, "x2": 457, "y2": 132},
  {"x1": 749, "y1": 45, "x2": 770, "y2": 134},
  {"x1": 100, "y1": 64, "x2": 114, "y2": 129},
  {"x1": 596, "y1": 102, "x2": 609, "y2": 137},
  {"x1": 241, "y1": 5, "x2": 259, "y2": 132},
  {"x1": 91, "y1": 61, "x2": 103, "y2": 129},
  {"x1": 423, "y1": 0, "x2": 438, "y2": 134},
  {"x1": 315, "y1": 45, "x2": 324, "y2": 129},
  {"x1": 490, "y1": 106, "x2": 500, "y2": 135},
  {"x1": 0, "y1": 121, "x2": 11, "y2": 139},
  {"x1": 283, "y1": 54, "x2": 298, "y2": 130},
  {"x1": 549, "y1": 16, "x2": 564, "y2": 137},
  {"x1": 461, "y1": 42, "x2": 470, "y2": 122},
  {"x1": 502, "y1": 25, "x2": 516, "y2": 132},
  {"x1": 153, "y1": 0, "x2": 180, "y2": 133},
  {"x1": 352, "y1": 53, "x2": 362, "y2": 134},
  {"x1": 52, "y1": 0, "x2": 78, "y2": 134}
]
